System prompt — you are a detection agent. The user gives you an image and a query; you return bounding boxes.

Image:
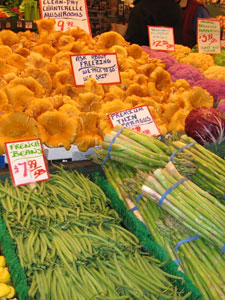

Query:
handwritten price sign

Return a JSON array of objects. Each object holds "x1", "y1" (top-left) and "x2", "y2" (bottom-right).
[
  {"x1": 56, "y1": 19, "x2": 79, "y2": 32},
  {"x1": 199, "y1": 33, "x2": 217, "y2": 44},
  {"x1": 39, "y1": 0, "x2": 91, "y2": 34},
  {"x1": 148, "y1": 26, "x2": 175, "y2": 52},
  {"x1": 197, "y1": 19, "x2": 221, "y2": 54},
  {"x1": 5, "y1": 139, "x2": 49, "y2": 186},
  {"x1": 152, "y1": 40, "x2": 174, "y2": 50},
  {"x1": 70, "y1": 53, "x2": 121, "y2": 86},
  {"x1": 108, "y1": 105, "x2": 160, "y2": 136}
]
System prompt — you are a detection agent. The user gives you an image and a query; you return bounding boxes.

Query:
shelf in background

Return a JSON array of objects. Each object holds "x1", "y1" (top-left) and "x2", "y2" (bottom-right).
[{"x1": 0, "y1": 18, "x2": 37, "y2": 32}]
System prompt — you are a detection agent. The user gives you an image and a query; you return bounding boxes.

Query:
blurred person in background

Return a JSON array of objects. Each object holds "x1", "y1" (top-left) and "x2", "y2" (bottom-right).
[
  {"x1": 177, "y1": 0, "x2": 210, "y2": 47},
  {"x1": 124, "y1": 0, "x2": 183, "y2": 46}
]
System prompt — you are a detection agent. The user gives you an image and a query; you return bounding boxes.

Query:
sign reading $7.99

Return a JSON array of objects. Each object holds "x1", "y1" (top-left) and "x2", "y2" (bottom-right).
[{"x1": 5, "y1": 139, "x2": 49, "y2": 187}]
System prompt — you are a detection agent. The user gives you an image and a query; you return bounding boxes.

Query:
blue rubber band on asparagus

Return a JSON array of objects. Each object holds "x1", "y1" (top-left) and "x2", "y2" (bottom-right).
[
  {"x1": 169, "y1": 142, "x2": 197, "y2": 162},
  {"x1": 222, "y1": 245, "x2": 225, "y2": 254},
  {"x1": 174, "y1": 259, "x2": 181, "y2": 264},
  {"x1": 136, "y1": 193, "x2": 143, "y2": 203},
  {"x1": 129, "y1": 206, "x2": 139, "y2": 213},
  {"x1": 101, "y1": 127, "x2": 124, "y2": 167},
  {"x1": 158, "y1": 178, "x2": 188, "y2": 207},
  {"x1": 175, "y1": 235, "x2": 201, "y2": 251}
]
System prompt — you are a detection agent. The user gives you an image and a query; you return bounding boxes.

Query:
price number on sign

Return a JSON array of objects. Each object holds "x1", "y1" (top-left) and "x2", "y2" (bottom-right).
[
  {"x1": 152, "y1": 40, "x2": 174, "y2": 50},
  {"x1": 199, "y1": 34, "x2": 217, "y2": 45},
  {"x1": 57, "y1": 20, "x2": 75, "y2": 31},
  {"x1": 14, "y1": 159, "x2": 47, "y2": 180},
  {"x1": 132, "y1": 126, "x2": 151, "y2": 135}
]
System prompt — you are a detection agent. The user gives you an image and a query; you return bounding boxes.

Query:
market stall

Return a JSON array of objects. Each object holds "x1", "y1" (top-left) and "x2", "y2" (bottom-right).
[{"x1": 0, "y1": 2, "x2": 224, "y2": 298}]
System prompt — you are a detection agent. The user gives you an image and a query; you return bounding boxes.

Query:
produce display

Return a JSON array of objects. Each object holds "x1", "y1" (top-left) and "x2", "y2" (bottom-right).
[
  {"x1": 216, "y1": 15, "x2": 225, "y2": 30},
  {"x1": 103, "y1": 160, "x2": 225, "y2": 300},
  {"x1": 213, "y1": 50, "x2": 225, "y2": 66},
  {"x1": 141, "y1": 163, "x2": 224, "y2": 250},
  {"x1": 142, "y1": 46, "x2": 225, "y2": 106},
  {"x1": 217, "y1": 98, "x2": 225, "y2": 114},
  {"x1": 0, "y1": 18, "x2": 217, "y2": 153},
  {"x1": 95, "y1": 127, "x2": 225, "y2": 299},
  {"x1": 0, "y1": 255, "x2": 16, "y2": 299},
  {"x1": 0, "y1": 4, "x2": 22, "y2": 19},
  {"x1": 185, "y1": 106, "x2": 225, "y2": 145},
  {"x1": 204, "y1": 65, "x2": 225, "y2": 81},
  {"x1": 95, "y1": 126, "x2": 225, "y2": 202},
  {"x1": 0, "y1": 13, "x2": 225, "y2": 300},
  {"x1": 198, "y1": 0, "x2": 225, "y2": 3},
  {"x1": 0, "y1": 168, "x2": 193, "y2": 300},
  {"x1": 180, "y1": 53, "x2": 214, "y2": 73}
]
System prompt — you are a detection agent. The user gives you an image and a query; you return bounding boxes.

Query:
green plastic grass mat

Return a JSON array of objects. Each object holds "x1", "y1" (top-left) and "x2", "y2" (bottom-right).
[
  {"x1": 0, "y1": 211, "x2": 32, "y2": 300},
  {"x1": 93, "y1": 173, "x2": 203, "y2": 300}
]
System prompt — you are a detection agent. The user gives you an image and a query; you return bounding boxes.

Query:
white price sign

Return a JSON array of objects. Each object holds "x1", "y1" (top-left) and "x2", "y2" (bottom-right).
[
  {"x1": 70, "y1": 53, "x2": 121, "y2": 86},
  {"x1": 108, "y1": 105, "x2": 160, "y2": 136},
  {"x1": 148, "y1": 26, "x2": 175, "y2": 51},
  {"x1": 39, "y1": 0, "x2": 91, "y2": 34},
  {"x1": 197, "y1": 19, "x2": 221, "y2": 54},
  {"x1": 5, "y1": 139, "x2": 49, "y2": 187}
]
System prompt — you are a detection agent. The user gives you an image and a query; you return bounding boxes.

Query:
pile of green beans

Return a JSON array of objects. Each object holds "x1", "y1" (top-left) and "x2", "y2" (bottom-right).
[{"x1": 0, "y1": 168, "x2": 190, "y2": 300}]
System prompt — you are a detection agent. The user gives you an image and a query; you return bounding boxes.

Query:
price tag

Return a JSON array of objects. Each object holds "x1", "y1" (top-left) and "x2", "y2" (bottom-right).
[
  {"x1": 148, "y1": 26, "x2": 175, "y2": 51},
  {"x1": 17, "y1": 21, "x2": 23, "y2": 28},
  {"x1": 70, "y1": 53, "x2": 121, "y2": 86},
  {"x1": 5, "y1": 139, "x2": 49, "y2": 187},
  {"x1": 6, "y1": 22, "x2": 11, "y2": 29},
  {"x1": 25, "y1": 21, "x2": 33, "y2": 29},
  {"x1": 197, "y1": 19, "x2": 221, "y2": 54},
  {"x1": 108, "y1": 105, "x2": 160, "y2": 136},
  {"x1": 39, "y1": 0, "x2": 91, "y2": 34}
]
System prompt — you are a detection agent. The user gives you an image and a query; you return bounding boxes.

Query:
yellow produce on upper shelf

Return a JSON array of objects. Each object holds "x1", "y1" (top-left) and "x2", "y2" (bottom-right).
[
  {"x1": 169, "y1": 44, "x2": 192, "y2": 61},
  {"x1": 180, "y1": 53, "x2": 215, "y2": 72},
  {"x1": 204, "y1": 65, "x2": 225, "y2": 81}
]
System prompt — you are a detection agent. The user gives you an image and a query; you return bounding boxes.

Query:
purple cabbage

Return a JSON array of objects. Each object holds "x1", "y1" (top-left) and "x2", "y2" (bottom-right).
[{"x1": 185, "y1": 107, "x2": 225, "y2": 145}]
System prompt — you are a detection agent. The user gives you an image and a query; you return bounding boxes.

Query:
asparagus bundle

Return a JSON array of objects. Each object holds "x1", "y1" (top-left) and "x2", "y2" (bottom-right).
[
  {"x1": 102, "y1": 160, "x2": 225, "y2": 300},
  {"x1": 95, "y1": 126, "x2": 225, "y2": 203},
  {"x1": 142, "y1": 161, "x2": 225, "y2": 250},
  {"x1": 171, "y1": 135, "x2": 225, "y2": 201},
  {"x1": 103, "y1": 160, "x2": 181, "y2": 264},
  {"x1": 174, "y1": 231, "x2": 225, "y2": 300}
]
